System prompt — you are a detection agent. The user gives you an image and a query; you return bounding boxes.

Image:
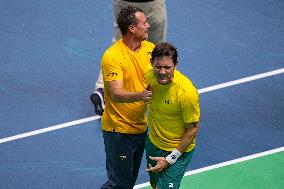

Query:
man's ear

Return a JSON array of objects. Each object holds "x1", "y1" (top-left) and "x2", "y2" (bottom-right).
[
  {"x1": 175, "y1": 60, "x2": 179, "y2": 67},
  {"x1": 129, "y1": 25, "x2": 135, "y2": 33}
]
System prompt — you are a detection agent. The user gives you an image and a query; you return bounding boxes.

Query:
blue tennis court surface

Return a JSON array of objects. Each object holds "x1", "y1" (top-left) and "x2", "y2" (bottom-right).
[{"x1": 1, "y1": 0, "x2": 283, "y2": 188}]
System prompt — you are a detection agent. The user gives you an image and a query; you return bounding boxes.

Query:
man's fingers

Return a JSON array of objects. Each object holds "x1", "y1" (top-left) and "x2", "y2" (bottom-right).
[
  {"x1": 149, "y1": 156, "x2": 158, "y2": 161},
  {"x1": 145, "y1": 163, "x2": 153, "y2": 172}
]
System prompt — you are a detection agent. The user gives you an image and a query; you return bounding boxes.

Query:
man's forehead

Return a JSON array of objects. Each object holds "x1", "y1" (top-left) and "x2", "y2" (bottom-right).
[
  {"x1": 135, "y1": 11, "x2": 146, "y2": 20},
  {"x1": 153, "y1": 57, "x2": 174, "y2": 64}
]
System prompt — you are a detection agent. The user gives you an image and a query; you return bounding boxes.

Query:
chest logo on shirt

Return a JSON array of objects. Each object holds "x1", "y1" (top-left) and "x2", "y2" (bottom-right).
[{"x1": 165, "y1": 100, "x2": 170, "y2": 104}]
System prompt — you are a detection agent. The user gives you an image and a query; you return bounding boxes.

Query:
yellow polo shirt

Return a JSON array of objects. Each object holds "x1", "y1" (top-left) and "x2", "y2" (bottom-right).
[
  {"x1": 101, "y1": 39, "x2": 155, "y2": 134},
  {"x1": 145, "y1": 69, "x2": 200, "y2": 152}
]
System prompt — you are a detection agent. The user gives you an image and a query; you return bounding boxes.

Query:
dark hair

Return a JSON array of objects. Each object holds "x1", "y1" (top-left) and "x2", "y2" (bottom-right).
[
  {"x1": 151, "y1": 42, "x2": 179, "y2": 65},
  {"x1": 117, "y1": 6, "x2": 144, "y2": 36}
]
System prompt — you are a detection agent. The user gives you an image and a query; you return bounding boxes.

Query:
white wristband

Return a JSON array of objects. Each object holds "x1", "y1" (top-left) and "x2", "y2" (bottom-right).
[{"x1": 165, "y1": 149, "x2": 182, "y2": 165}]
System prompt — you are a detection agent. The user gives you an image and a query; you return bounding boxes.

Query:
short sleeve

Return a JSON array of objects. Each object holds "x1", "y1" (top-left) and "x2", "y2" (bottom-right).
[
  {"x1": 101, "y1": 51, "x2": 123, "y2": 81},
  {"x1": 180, "y1": 90, "x2": 200, "y2": 123}
]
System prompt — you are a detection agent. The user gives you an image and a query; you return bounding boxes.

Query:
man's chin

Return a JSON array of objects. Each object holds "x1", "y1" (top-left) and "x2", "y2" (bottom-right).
[
  {"x1": 140, "y1": 36, "x2": 148, "y2": 42},
  {"x1": 158, "y1": 80, "x2": 170, "y2": 85},
  {"x1": 144, "y1": 34, "x2": 148, "y2": 40}
]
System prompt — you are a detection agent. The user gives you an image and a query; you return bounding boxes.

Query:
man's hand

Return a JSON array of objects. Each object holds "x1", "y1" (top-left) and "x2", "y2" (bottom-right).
[
  {"x1": 145, "y1": 156, "x2": 169, "y2": 173},
  {"x1": 140, "y1": 88, "x2": 152, "y2": 103}
]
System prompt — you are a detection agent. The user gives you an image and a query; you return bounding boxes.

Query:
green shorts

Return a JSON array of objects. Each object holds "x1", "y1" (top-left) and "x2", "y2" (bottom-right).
[{"x1": 145, "y1": 136, "x2": 194, "y2": 189}]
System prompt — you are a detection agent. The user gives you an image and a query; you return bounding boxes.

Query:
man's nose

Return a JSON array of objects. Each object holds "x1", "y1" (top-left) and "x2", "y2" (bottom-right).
[
  {"x1": 146, "y1": 22, "x2": 151, "y2": 29},
  {"x1": 159, "y1": 68, "x2": 166, "y2": 74}
]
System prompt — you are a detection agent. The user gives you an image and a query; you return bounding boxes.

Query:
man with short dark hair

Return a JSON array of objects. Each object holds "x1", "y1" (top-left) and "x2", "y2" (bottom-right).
[
  {"x1": 90, "y1": 0, "x2": 167, "y2": 116},
  {"x1": 145, "y1": 42, "x2": 200, "y2": 189},
  {"x1": 100, "y1": 6, "x2": 155, "y2": 189}
]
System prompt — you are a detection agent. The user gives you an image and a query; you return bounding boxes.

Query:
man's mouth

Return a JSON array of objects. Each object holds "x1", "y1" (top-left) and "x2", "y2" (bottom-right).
[{"x1": 158, "y1": 75, "x2": 167, "y2": 79}]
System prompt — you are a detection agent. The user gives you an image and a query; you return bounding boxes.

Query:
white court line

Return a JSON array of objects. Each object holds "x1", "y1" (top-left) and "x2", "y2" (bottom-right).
[
  {"x1": 0, "y1": 67, "x2": 283, "y2": 145},
  {"x1": 133, "y1": 146, "x2": 284, "y2": 189},
  {"x1": 198, "y1": 68, "x2": 284, "y2": 94},
  {"x1": 0, "y1": 116, "x2": 101, "y2": 144}
]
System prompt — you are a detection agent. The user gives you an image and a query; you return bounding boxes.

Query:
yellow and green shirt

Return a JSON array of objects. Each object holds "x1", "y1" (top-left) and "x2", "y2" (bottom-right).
[
  {"x1": 101, "y1": 39, "x2": 155, "y2": 134},
  {"x1": 145, "y1": 69, "x2": 200, "y2": 152}
]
